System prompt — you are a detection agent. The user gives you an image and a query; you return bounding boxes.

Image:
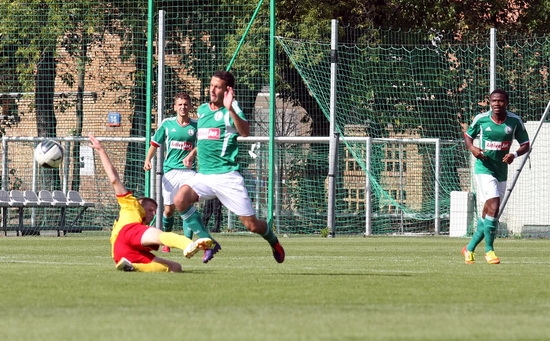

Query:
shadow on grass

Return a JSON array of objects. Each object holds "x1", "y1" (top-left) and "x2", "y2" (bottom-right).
[{"x1": 286, "y1": 272, "x2": 413, "y2": 277}]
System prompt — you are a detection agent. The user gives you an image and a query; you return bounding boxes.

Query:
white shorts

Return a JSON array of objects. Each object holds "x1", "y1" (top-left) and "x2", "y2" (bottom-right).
[
  {"x1": 183, "y1": 171, "x2": 255, "y2": 217},
  {"x1": 162, "y1": 169, "x2": 196, "y2": 205},
  {"x1": 475, "y1": 174, "x2": 506, "y2": 203}
]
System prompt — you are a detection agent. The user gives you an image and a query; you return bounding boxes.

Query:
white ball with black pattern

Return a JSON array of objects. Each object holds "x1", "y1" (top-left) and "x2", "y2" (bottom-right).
[{"x1": 34, "y1": 140, "x2": 64, "y2": 168}]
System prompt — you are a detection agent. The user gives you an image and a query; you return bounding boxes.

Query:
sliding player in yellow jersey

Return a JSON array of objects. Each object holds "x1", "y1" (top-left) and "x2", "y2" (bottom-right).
[{"x1": 89, "y1": 134, "x2": 213, "y2": 272}]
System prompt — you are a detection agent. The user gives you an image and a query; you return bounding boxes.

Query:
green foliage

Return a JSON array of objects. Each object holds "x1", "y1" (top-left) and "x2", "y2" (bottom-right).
[
  {"x1": 274, "y1": 0, "x2": 550, "y2": 140},
  {"x1": 2, "y1": 0, "x2": 550, "y2": 233}
]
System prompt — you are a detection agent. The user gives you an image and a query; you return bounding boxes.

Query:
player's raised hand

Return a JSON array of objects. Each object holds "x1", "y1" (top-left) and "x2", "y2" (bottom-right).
[
  {"x1": 224, "y1": 86, "x2": 234, "y2": 110},
  {"x1": 88, "y1": 134, "x2": 103, "y2": 151}
]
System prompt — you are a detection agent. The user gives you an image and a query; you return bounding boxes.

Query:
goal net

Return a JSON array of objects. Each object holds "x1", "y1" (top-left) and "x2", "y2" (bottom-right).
[{"x1": 276, "y1": 27, "x2": 550, "y2": 236}]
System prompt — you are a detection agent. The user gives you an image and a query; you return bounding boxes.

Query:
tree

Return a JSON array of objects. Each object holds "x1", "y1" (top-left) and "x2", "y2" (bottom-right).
[
  {"x1": 0, "y1": 43, "x2": 22, "y2": 136},
  {"x1": 59, "y1": 1, "x2": 108, "y2": 191},
  {"x1": 0, "y1": 1, "x2": 66, "y2": 190}
]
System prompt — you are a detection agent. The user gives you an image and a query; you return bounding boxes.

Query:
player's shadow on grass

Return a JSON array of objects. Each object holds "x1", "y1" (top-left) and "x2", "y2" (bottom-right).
[{"x1": 287, "y1": 272, "x2": 413, "y2": 277}]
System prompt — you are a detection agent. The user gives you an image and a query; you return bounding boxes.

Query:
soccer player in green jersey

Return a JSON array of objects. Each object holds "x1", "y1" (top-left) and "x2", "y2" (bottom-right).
[
  {"x1": 173, "y1": 70, "x2": 285, "y2": 263},
  {"x1": 144, "y1": 92, "x2": 212, "y2": 253},
  {"x1": 462, "y1": 89, "x2": 530, "y2": 264}
]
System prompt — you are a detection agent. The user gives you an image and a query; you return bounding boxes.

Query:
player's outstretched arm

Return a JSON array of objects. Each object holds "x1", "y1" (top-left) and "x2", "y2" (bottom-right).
[{"x1": 89, "y1": 134, "x2": 127, "y2": 195}]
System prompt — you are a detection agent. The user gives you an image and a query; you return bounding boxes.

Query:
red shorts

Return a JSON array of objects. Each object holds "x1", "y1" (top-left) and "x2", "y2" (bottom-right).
[{"x1": 113, "y1": 223, "x2": 160, "y2": 264}]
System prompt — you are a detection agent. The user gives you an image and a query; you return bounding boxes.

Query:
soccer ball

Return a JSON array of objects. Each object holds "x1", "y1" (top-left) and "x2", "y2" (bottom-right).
[{"x1": 34, "y1": 140, "x2": 64, "y2": 168}]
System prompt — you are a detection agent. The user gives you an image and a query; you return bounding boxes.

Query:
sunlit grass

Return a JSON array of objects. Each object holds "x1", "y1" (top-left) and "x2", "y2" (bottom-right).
[{"x1": 0, "y1": 233, "x2": 549, "y2": 341}]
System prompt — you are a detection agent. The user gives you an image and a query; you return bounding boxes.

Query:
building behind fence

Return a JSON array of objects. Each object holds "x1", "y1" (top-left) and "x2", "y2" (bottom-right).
[{"x1": 1, "y1": 1, "x2": 550, "y2": 236}]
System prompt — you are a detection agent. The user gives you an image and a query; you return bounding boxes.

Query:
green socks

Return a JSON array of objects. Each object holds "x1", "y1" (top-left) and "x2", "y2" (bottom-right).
[
  {"x1": 183, "y1": 223, "x2": 193, "y2": 239},
  {"x1": 162, "y1": 214, "x2": 194, "y2": 239},
  {"x1": 261, "y1": 225, "x2": 279, "y2": 247},
  {"x1": 484, "y1": 215, "x2": 497, "y2": 252},
  {"x1": 466, "y1": 216, "x2": 497, "y2": 252},
  {"x1": 467, "y1": 217, "x2": 485, "y2": 251},
  {"x1": 180, "y1": 206, "x2": 212, "y2": 239},
  {"x1": 162, "y1": 215, "x2": 174, "y2": 232}
]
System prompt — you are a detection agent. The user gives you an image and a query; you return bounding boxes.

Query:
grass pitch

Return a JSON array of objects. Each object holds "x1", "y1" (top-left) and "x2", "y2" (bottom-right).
[{"x1": 0, "y1": 233, "x2": 549, "y2": 341}]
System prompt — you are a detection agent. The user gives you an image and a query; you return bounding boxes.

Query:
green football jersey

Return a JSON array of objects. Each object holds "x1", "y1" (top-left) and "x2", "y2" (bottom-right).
[
  {"x1": 466, "y1": 110, "x2": 529, "y2": 181},
  {"x1": 195, "y1": 102, "x2": 246, "y2": 174},
  {"x1": 150, "y1": 117, "x2": 197, "y2": 173}
]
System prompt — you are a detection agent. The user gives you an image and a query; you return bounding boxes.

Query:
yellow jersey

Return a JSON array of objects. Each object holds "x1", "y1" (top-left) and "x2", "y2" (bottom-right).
[{"x1": 110, "y1": 192, "x2": 146, "y2": 255}]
